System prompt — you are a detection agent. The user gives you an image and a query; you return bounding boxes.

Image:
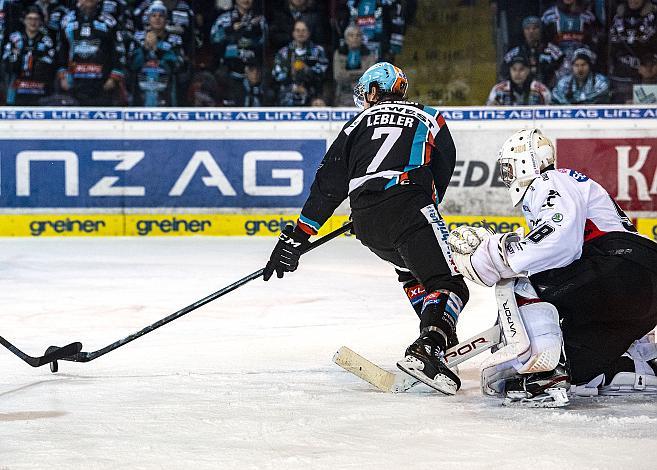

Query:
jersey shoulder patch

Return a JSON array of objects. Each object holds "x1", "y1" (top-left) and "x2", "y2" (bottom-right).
[{"x1": 557, "y1": 168, "x2": 589, "y2": 182}]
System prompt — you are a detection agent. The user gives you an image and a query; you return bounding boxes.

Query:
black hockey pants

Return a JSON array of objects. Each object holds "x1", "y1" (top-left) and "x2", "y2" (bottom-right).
[
  {"x1": 351, "y1": 186, "x2": 469, "y2": 342},
  {"x1": 530, "y1": 232, "x2": 657, "y2": 385}
]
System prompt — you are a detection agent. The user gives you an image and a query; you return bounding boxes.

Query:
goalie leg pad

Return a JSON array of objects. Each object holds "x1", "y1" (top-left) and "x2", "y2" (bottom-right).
[{"x1": 482, "y1": 279, "x2": 563, "y2": 397}]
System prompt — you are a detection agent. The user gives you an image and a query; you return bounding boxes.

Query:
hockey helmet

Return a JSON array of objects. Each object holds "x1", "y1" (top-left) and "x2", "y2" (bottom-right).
[
  {"x1": 498, "y1": 128, "x2": 555, "y2": 206},
  {"x1": 353, "y1": 62, "x2": 408, "y2": 109}
]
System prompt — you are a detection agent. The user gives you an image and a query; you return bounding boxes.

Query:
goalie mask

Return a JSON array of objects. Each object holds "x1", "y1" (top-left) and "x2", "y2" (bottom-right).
[{"x1": 498, "y1": 128, "x2": 555, "y2": 206}]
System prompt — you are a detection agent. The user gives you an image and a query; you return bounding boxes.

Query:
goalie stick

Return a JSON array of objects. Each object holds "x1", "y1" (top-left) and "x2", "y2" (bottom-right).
[
  {"x1": 333, "y1": 325, "x2": 502, "y2": 393},
  {"x1": 0, "y1": 336, "x2": 82, "y2": 368},
  {"x1": 47, "y1": 222, "x2": 354, "y2": 372}
]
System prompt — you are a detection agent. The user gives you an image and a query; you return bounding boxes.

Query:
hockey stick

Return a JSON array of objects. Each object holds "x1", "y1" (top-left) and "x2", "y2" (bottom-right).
[
  {"x1": 49, "y1": 222, "x2": 354, "y2": 371},
  {"x1": 0, "y1": 337, "x2": 82, "y2": 368},
  {"x1": 334, "y1": 324, "x2": 502, "y2": 393}
]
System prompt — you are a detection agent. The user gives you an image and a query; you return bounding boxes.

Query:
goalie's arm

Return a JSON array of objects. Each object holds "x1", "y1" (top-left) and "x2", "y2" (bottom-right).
[{"x1": 448, "y1": 226, "x2": 522, "y2": 287}]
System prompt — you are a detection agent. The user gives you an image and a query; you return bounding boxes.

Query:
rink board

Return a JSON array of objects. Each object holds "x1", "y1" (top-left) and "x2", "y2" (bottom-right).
[
  {"x1": 0, "y1": 214, "x2": 532, "y2": 237},
  {"x1": 0, "y1": 105, "x2": 656, "y2": 237}
]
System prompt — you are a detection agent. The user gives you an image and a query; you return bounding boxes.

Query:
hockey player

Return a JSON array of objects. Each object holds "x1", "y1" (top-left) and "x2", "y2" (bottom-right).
[
  {"x1": 448, "y1": 128, "x2": 657, "y2": 406},
  {"x1": 263, "y1": 62, "x2": 469, "y2": 396}
]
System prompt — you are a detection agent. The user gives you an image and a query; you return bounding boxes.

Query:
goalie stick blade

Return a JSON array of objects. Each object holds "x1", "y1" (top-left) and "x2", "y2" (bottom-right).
[{"x1": 333, "y1": 346, "x2": 418, "y2": 393}]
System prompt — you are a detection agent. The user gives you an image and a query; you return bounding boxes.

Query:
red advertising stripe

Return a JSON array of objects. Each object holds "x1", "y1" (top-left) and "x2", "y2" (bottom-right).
[{"x1": 557, "y1": 138, "x2": 657, "y2": 212}]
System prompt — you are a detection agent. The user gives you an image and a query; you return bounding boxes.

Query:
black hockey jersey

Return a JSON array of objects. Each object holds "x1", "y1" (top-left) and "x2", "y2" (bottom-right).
[{"x1": 297, "y1": 100, "x2": 456, "y2": 235}]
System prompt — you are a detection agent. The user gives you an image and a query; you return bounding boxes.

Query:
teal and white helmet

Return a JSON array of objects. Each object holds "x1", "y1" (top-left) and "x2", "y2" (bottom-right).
[{"x1": 353, "y1": 62, "x2": 408, "y2": 109}]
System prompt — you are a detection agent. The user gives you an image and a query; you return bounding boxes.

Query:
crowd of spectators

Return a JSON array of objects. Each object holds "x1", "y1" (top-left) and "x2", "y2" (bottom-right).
[
  {"x1": 488, "y1": 0, "x2": 657, "y2": 105},
  {"x1": 0, "y1": 0, "x2": 414, "y2": 107}
]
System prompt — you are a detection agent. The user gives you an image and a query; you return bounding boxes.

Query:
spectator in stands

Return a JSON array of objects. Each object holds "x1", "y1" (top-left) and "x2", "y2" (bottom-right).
[
  {"x1": 333, "y1": 24, "x2": 375, "y2": 106},
  {"x1": 2, "y1": 6, "x2": 56, "y2": 105},
  {"x1": 609, "y1": 0, "x2": 657, "y2": 103},
  {"x1": 270, "y1": 0, "x2": 330, "y2": 53},
  {"x1": 134, "y1": 1, "x2": 195, "y2": 67},
  {"x1": 130, "y1": 1, "x2": 182, "y2": 106},
  {"x1": 59, "y1": 0, "x2": 127, "y2": 106},
  {"x1": 552, "y1": 47, "x2": 610, "y2": 104},
  {"x1": 632, "y1": 51, "x2": 657, "y2": 103},
  {"x1": 345, "y1": 0, "x2": 405, "y2": 62},
  {"x1": 134, "y1": 0, "x2": 195, "y2": 103},
  {"x1": 210, "y1": 0, "x2": 267, "y2": 81},
  {"x1": 187, "y1": 69, "x2": 222, "y2": 105},
  {"x1": 639, "y1": 51, "x2": 657, "y2": 84},
  {"x1": 34, "y1": 0, "x2": 70, "y2": 44},
  {"x1": 490, "y1": 0, "x2": 541, "y2": 53},
  {"x1": 0, "y1": 1, "x2": 25, "y2": 51},
  {"x1": 224, "y1": 56, "x2": 274, "y2": 106},
  {"x1": 310, "y1": 95, "x2": 326, "y2": 106},
  {"x1": 272, "y1": 18, "x2": 328, "y2": 106},
  {"x1": 541, "y1": 0, "x2": 598, "y2": 79},
  {"x1": 501, "y1": 16, "x2": 563, "y2": 87},
  {"x1": 487, "y1": 54, "x2": 551, "y2": 105}
]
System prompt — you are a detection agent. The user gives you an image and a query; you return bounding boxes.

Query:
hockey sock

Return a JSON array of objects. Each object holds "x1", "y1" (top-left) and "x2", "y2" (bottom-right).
[{"x1": 419, "y1": 290, "x2": 463, "y2": 350}]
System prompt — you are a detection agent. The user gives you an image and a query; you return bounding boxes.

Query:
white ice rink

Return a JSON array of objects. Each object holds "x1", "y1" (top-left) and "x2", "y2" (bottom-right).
[{"x1": 1, "y1": 237, "x2": 656, "y2": 469}]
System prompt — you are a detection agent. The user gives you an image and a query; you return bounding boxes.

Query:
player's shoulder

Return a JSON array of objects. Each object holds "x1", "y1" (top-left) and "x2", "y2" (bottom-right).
[{"x1": 554, "y1": 168, "x2": 591, "y2": 183}]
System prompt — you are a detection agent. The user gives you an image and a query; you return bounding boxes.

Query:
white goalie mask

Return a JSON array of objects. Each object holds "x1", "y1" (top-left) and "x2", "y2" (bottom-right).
[{"x1": 498, "y1": 128, "x2": 556, "y2": 206}]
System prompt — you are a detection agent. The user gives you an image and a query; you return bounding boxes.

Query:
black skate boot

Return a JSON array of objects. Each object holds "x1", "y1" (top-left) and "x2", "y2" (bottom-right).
[
  {"x1": 397, "y1": 331, "x2": 461, "y2": 395},
  {"x1": 503, "y1": 364, "x2": 571, "y2": 408}
]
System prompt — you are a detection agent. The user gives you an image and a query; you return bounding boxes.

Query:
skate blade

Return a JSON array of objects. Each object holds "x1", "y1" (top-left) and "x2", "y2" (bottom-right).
[
  {"x1": 598, "y1": 386, "x2": 657, "y2": 396},
  {"x1": 503, "y1": 387, "x2": 569, "y2": 408},
  {"x1": 396, "y1": 357, "x2": 457, "y2": 396}
]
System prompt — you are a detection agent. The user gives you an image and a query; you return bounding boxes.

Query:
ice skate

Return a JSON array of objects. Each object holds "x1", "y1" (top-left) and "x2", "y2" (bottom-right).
[
  {"x1": 573, "y1": 337, "x2": 657, "y2": 397},
  {"x1": 397, "y1": 333, "x2": 461, "y2": 396},
  {"x1": 503, "y1": 365, "x2": 570, "y2": 408}
]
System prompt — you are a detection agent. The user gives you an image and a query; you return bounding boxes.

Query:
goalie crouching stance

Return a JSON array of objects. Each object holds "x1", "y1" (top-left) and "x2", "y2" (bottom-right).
[{"x1": 448, "y1": 128, "x2": 657, "y2": 407}]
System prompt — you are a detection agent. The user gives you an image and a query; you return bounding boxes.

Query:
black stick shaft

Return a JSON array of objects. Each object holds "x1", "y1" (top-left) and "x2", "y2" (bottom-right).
[{"x1": 65, "y1": 222, "x2": 353, "y2": 362}]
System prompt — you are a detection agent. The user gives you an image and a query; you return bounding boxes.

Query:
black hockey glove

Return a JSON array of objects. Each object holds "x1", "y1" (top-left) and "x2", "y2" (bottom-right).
[{"x1": 263, "y1": 224, "x2": 310, "y2": 281}]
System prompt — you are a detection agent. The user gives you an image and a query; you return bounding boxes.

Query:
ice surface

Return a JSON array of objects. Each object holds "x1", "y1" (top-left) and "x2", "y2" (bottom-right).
[{"x1": 1, "y1": 238, "x2": 655, "y2": 469}]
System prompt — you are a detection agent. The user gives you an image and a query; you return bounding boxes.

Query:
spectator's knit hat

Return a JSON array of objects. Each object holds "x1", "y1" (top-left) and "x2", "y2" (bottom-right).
[
  {"x1": 572, "y1": 47, "x2": 596, "y2": 66},
  {"x1": 508, "y1": 54, "x2": 529, "y2": 67},
  {"x1": 147, "y1": 0, "x2": 168, "y2": 17},
  {"x1": 521, "y1": 16, "x2": 541, "y2": 29}
]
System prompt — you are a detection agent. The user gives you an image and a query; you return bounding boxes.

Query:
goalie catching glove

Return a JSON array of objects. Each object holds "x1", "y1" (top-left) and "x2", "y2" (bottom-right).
[
  {"x1": 447, "y1": 225, "x2": 525, "y2": 287},
  {"x1": 263, "y1": 224, "x2": 310, "y2": 281}
]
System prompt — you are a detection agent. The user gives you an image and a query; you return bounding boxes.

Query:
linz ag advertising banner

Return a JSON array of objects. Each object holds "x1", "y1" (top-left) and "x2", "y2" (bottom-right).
[
  {"x1": 1, "y1": 105, "x2": 657, "y2": 237},
  {"x1": 0, "y1": 139, "x2": 325, "y2": 208}
]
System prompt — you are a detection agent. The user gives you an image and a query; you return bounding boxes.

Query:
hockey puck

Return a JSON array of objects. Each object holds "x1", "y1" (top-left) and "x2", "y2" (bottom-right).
[{"x1": 44, "y1": 346, "x2": 60, "y2": 373}]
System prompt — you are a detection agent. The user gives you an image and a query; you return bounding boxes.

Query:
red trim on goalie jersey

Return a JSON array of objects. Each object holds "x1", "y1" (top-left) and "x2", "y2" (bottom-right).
[
  {"x1": 584, "y1": 219, "x2": 606, "y2": 243},
  {"x1": 515, "y1": 296, "x2": 542, "y2": 308}
]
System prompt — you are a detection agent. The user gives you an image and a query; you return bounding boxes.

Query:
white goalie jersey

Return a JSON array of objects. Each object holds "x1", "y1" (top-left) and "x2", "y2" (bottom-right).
[
  {"x1": 505, "y1": 168, "x2": 636, "y2": 276},
  {"x1": 465, "y1": 168, "x2": 637, "y2": 286}
]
